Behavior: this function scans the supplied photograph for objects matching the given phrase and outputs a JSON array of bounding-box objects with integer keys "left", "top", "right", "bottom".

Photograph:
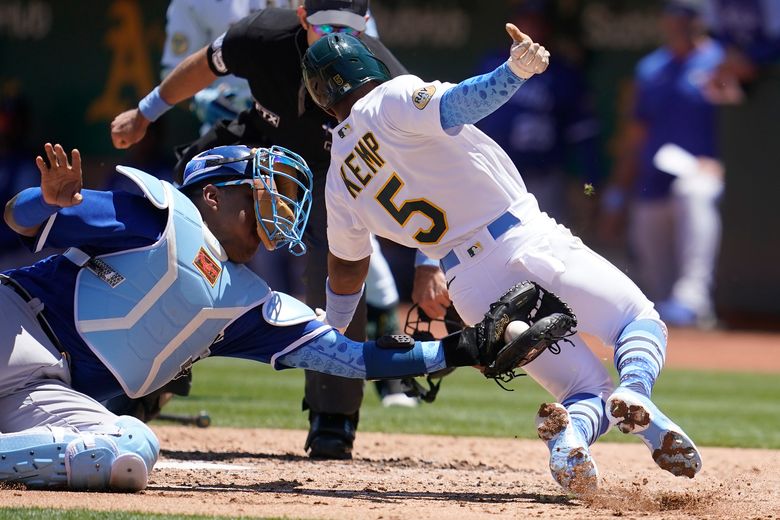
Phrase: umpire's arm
[{"left": 110, "top": 45, "right": 218, "bottom": 149}]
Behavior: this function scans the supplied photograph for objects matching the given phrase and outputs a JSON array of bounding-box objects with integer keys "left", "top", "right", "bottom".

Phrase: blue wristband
[
  {"left": 325, "top": 278, "right": 364, "bottom": 330},
  {"left": 414, "top": 249, "right": 440, "bottom": 268},
  {"left": 11, "top": 187, "right": 59, "bottom": 227},
  {"left": 138, "top": 86, "right": 173, "bottom": 122}
]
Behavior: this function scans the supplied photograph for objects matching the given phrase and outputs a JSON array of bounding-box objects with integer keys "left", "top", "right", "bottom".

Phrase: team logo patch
[
  {"left": 412, "top": 85, "right": 436, "bottom": 110},
  {"left": 466, "top": 242, "right": 483, "bottom": 258},
  {"left": 170, "top": 32, "right": 189, "bottom": 56},
  {"left": 193, "top": 247, "right": 222, "bottom": 286}
]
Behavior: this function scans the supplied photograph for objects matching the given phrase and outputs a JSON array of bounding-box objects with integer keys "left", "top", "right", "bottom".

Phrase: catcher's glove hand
[{"left": 475, "top": 281, "right": 577, "bottom": 384}]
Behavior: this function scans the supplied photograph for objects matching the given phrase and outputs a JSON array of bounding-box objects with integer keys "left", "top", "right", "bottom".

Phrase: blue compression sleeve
[
  {"left": 10, "top": 187, "right": 59, "bottom": 227},
  {"left": 325, "top": 279, "right": 364, "bottom": 330},
  {"left": 275, "top": 329, "right": 448, "bottom": 379},
  {"left": 439, "top": 62, "right": 526, "bottom": 131}
]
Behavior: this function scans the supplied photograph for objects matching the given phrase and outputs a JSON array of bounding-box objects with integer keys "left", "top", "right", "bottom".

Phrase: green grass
[{"left": 158, "top": 357, "right": 780, "bottom": 449}]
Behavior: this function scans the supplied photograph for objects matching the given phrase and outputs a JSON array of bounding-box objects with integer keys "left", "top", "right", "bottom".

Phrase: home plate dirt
[{"left": 1, "top": 426, "right": 778, "bottom": 519}]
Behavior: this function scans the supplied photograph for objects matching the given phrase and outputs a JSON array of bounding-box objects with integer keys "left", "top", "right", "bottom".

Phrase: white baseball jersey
[{"left": 325, "top": 75, "right": 541, "bottom": 261}]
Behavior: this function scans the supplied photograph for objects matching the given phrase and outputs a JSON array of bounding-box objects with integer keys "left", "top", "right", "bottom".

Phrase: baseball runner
[
  {"left": 301, "top": 26, "right": 703, "bottom": 494},
  {"left": 110, "top": 0, "right": 405, "bottom": 459},
  {"left": 0, "top": 141, "right": 553, "bottom": 491}
]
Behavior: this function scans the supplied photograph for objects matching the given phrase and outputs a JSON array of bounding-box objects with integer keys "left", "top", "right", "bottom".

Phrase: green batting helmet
[{"left": 302, "top": 33, "right": 391, "bottom": 110}]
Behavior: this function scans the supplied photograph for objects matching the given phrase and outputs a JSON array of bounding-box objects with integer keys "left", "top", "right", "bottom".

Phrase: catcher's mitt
[{"left": 476, "top": 281, "right": 577, "bottom": 386}]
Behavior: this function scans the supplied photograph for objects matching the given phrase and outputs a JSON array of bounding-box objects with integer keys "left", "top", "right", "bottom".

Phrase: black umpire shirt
[{"left": 206, "top": 8, "right": 407, "bottom": 176}]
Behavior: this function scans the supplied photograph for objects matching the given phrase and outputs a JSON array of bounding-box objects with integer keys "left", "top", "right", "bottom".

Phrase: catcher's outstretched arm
[{"left": 272, "top": 318, "right": 534, "bottom": 381}]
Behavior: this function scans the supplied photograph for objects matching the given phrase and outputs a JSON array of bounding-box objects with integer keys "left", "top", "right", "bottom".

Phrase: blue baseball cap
[{"left": 180, "top": 145, "right": 254, "bottom": 188}]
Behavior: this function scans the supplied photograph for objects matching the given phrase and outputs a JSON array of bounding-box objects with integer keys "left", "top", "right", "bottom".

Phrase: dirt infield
[
  {"left": 1, "top": 427, "right": 778, "bottom": 519},
  {"left": 1, "top": 327, "right": 778, "bottom": 519}
]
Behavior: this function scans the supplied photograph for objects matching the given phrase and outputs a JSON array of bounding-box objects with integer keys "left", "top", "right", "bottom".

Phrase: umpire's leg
[{"left": 302, "top": 173, "right": 366, "bottom": 459}]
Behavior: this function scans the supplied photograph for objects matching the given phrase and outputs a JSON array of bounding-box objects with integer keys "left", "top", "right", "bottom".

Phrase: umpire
[{"left": 110, "top": 0, "right": 406, "bottom": 459}]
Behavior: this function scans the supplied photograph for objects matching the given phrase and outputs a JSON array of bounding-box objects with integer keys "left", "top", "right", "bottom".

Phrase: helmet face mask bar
[
  {"left": 188, "top": 145, "right": 314, "bottom": 256},
  {"left": 252, "top": 146, "right": 313, "bottom": 256}
]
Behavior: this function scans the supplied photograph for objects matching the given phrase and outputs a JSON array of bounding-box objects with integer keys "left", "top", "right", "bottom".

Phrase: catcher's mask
[
  {"left": 404, "top": 304, "right": 465, "bottom": 341},
  {"left": 302, "top": 33, "right": 391, "bottom": 110},
  {"left": 181, "top": 145, "right": 314, "bottom": 256},
  {"left": 399, "top": 304, "right": 465, "bottom": 403}
]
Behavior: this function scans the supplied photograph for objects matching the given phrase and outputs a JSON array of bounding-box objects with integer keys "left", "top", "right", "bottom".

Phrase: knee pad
[
  {"left": 108, "top": 415, "right": 160, "bottom": 492},
  {"left": 65, "top": 433, "right": 119, "bottom": 490}
]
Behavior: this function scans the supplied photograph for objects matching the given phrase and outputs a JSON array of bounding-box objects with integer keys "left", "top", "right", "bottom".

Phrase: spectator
[{"left": 601, "top": 0, "right": 724, "bottom": 328}]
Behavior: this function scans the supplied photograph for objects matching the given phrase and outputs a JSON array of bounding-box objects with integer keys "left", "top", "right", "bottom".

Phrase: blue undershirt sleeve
[
  {"left": 10, "top": 187, "right": 59, "bottom": 228},
  {"left": 439, "top": 62, "right": 526, "bottom": 131},
  {"left": 274, "top": 329, "right": 448, "bottom": 379}
]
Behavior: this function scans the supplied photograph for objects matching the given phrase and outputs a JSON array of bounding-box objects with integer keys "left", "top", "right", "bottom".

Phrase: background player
[
  {"left": 601, "top": 1, "right": 724, "bottom": 328},
  {"left": 110, "top": 0, "right": 406, "bottom": 459},
  {"left": 301, "top": 27, "right": 702, "bottom": 493},
  {"left": 0, "top": 142, "right": 529, "bottom": 491}
]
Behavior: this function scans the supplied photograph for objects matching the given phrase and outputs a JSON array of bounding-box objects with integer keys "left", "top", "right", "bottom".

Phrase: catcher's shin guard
[
  {"left": 109, "top": 416, "right": 160, "bottom": 491},
  {"left": 0, "top": 418, "right": 158, "bottom": 492},
  {"left": 0, "top": 427, "right": 75, "bottom": 488},
  {"left": 0, "top": 427, "right": 118, "bottom": 490}
]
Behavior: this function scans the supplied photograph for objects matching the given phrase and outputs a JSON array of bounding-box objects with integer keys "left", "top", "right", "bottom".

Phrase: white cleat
[
  {"left": 535, "top": 402, "right": 598, "bottom": 495},
  {"left": 607, "top": 387, "right": 702, "bottom": 478}
]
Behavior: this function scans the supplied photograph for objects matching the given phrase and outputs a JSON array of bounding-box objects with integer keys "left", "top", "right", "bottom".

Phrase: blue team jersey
[
  {"left": 633, "top": 40, "right": 724, "bottom": 200},
  {"left": 4, "top": 186, "right": 319, "bottom": 401},
  {"left": 705, "top": 0, "right": 780, "bottom": 65}
]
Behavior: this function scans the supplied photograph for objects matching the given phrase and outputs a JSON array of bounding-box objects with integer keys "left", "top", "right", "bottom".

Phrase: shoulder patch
[
  {"left": 193, "top": 247, "right": 222, "bottom": 287},
  {"left": 412, "top": 85, "right": 436, "bottom": 110},
  {"left": 170, "top": 32, "right": 189, "bottom": 56}
]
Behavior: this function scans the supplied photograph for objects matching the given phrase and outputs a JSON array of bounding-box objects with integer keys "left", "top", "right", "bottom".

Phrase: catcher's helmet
[
  {"left": 181, "top": 145, "right": 314, "bottom": 256},
  {"left": 302, "top": 33, "right": 391, "bottom": 110}
]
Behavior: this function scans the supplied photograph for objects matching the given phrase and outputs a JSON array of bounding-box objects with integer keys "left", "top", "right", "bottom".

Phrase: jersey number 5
[{"left": 375, "top": 173, "right": 448, "bottom": 244}]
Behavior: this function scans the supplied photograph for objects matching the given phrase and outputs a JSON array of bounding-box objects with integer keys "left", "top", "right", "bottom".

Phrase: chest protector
[{"left": 71, "top": 166, "right": 270, "bottom": 398}]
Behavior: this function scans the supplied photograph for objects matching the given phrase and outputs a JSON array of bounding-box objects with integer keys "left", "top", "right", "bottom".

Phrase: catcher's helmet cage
[
  {"left": 302, "top": 33, "right": 391, "bottom": 110},
  {"left": 181, "top": 145, "right": 314, "bottom": 256}
]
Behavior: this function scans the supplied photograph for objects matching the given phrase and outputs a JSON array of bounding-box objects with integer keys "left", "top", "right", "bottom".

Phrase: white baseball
[{"left": 504, "top": 320, "right": 530, "bottom": 342}]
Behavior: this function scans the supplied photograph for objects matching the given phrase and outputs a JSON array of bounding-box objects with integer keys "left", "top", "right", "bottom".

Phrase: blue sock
[
  {"left": 562, "top": 393, "right": 608, "bottom": 445},
  {"left": 614, "top": 319, "right": 667, "bottom": 397}
]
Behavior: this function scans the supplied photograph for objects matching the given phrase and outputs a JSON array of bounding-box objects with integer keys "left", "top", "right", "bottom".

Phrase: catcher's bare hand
[
  {"left": 35, "top": 143, "right": 83, "bottom": 207},
  {"left": 110, "top": 108, "right": 150, "bottom": 149},
  {"left": 505, "top": 23, "right": 550, "bottom": 79}
]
